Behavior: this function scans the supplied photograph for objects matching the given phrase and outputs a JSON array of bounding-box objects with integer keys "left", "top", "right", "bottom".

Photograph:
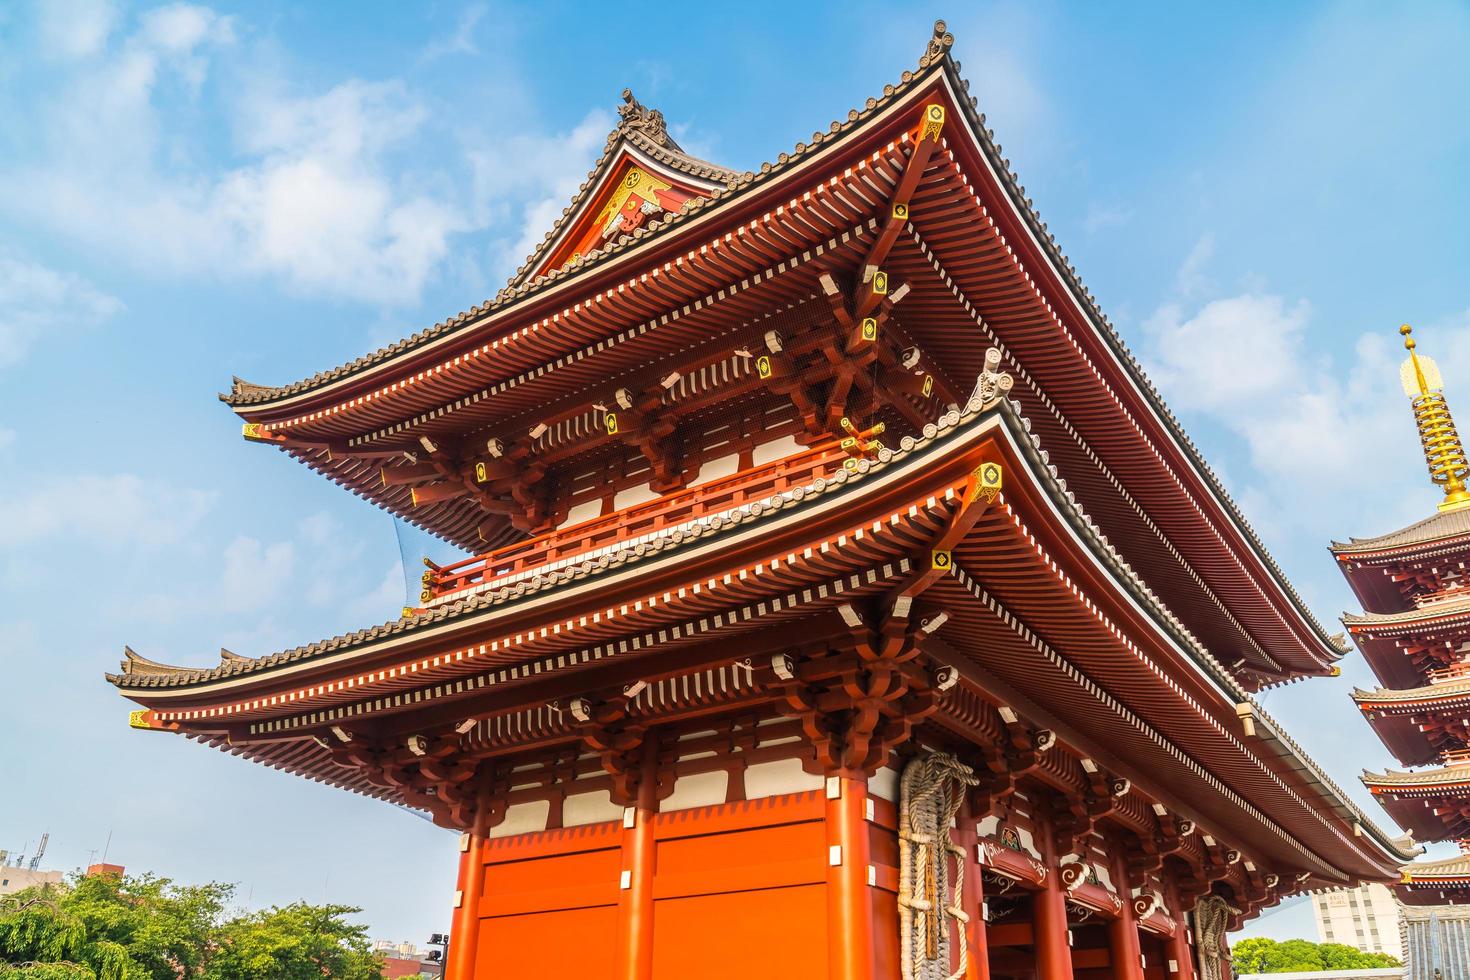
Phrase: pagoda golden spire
[{"left": 1399, "top": 323, "right": 1470, "bottom": 512}]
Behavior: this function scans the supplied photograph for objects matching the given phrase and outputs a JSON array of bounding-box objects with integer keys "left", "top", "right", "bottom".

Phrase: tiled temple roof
[
  {"left": 1343, "top": 595, "right": 1470, "bottom": 629},
  {"left": 215, "top": 22, "right": 1342, "bottom": 671},
  {"left": 1354, "top": 677, "right": 1470, "bottom": 705},
  {"left": 1403, "top": 852, "right": 1470, "bottom": 877},
  {"left": 112, "top": 386, "right": 1418, "bottom": 862},
  {"left": 1362, "top": 762, "right": 1470, "bottom": 787},
  {"left": 1331, "top": 507, "right": 1470, "bottom": 555}
]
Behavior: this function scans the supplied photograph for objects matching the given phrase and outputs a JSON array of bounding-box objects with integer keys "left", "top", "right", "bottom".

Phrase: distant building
[
  {"left": 1313, "top": 883, "right": 1404, "bottom": 959},
  {"left": 372, "top": 941, "right": 442, "bottom": 978},
  {"left": 0, "top": 867, "right": 63, "bottom": 897}
]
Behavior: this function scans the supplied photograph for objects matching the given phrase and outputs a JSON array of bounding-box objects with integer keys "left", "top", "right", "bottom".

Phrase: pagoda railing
[
  {"left": 421, "top": 441, "right": 846, "bottom": 606},
  {"left": 1428, "top": 661, "right": 1470, "bottom": 685}
]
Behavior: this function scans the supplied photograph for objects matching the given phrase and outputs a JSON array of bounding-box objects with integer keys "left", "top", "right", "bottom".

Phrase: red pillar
[
  {"left": 1109, "top": 841, "right": 1144, "bottom": 980},
  {"left": 959, "top": 793, "right": 990, "bottom": 980},
  {"left": 1164, "top": 878, "right": 1198, "bottom": 980},
  {"left": 445, "top": 801, "right": 490, "bottom": 980},
  {"left": 616, "top": 737, "right": 660, "bottom": 980},
  {"left": 1033, "top": 807, "right": 1074, "bottom": 980},
  {"left": 826, "top": 770, "right": 875, "bottom": 980}
]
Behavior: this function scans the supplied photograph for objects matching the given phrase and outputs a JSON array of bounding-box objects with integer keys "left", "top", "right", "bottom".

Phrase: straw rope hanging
[{"left": 898, "top": 752, "right": 979, "bottom": 980}]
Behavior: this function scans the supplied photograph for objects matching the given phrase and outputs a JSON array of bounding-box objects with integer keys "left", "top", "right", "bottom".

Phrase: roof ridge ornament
[
  {"left": 1399, "top": 324, "right": 1470, "bottom": 512},
  {"left": 919, "top": 19, "right": 955, "bottom": 69},
  {"left": 617, "top": 88, "right": 677, "bottom": 150}
]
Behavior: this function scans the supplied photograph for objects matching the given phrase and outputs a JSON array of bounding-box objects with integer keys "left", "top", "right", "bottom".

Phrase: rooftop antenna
[
  {"left": 27, "top": 833, "right": 49, "bottom": 872},
  {"left": 101, "top": 829, "right": 113, "bottom": 865},
  {"left": 1400, "top": 324, "right": 1470, "bottom": 512}
]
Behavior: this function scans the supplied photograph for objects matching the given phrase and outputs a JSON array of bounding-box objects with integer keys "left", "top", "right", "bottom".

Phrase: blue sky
[{"left": 2, "top": 0, "right": 1468, "bottom": 946}]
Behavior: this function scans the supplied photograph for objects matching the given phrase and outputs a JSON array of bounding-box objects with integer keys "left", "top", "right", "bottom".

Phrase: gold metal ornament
[
  {"left": 920, "top": 104, "right": 946, "bottom": 142},
  {"left": 1399, "top": 324, "right": 1470, "bottom": 511}
]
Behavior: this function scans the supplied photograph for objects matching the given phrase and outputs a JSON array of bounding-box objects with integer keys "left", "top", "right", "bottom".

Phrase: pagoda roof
[
  {"left": 210, "top": 23, "right": 1346, "bottom": 688},
  {"left": 1363, "top": 762, "right": 1470, "bottom": 788},
  {"left": 1353, "top": 678, "right": 1470, "bottom": 767},
  {"left": 1341, "top": 597, "right": 1470, "bottom": 691},
  {"left": 1343, "top": 595, "right": 1470, "bottom": 631},
  {"left": 1332, "top": 507, "right": 1470, "bottom": 558},
  {"left": 112, "top": 392, "right": 1415, "bottom": 882},
  {"left": 1354, "top": 677, "right": 1470, "bottom": 707},
  {"left": 1398, "top": 852, "right": 1470, "bottom": 905},
  {"left": 1363, "top": 761, "right": 1470, "bottom": 842},
  {"left": 1333, "top": 506, "right": 1470, "bottom": 615}
]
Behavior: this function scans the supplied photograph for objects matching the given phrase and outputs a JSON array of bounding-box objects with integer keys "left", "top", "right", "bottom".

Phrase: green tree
[
  {"left": 1231, "top": 937, "right": 1402, "bottom": 975},
  {"left": 205, "top": 903, "right": 381, "bottom": 980},
  {"left": 0, "top": 874, "right": 381, "bottom": 980}
]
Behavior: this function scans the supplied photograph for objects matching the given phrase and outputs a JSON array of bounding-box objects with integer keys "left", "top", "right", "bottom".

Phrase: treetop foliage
[
  {"left": 0, "top": 872, "right": 382, "bottom": 980},
  {"left": 1231, "top": 936, "right": 1402, "bottom": 975}
]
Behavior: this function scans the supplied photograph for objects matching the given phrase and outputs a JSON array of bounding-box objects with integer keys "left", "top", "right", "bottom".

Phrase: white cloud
[
  {"left": 1142, "top": 250, "right": 1470, "bottom": 544},
  {"left": 0, "top": 473, "right": 215, "bottom": 548},
  {"left": 468, "top": 109, "right": 614, "bottom": 276},
  {"left": 0, "top": 254, "right": 123, "bottom": 367},
  {"left": 3, "top": 5, "right": 477, "bottom": 305},
  {"left": 216, "top": 535, "right": 296, "bottom": 613},
  {"left": 35, "top": 0, "right": 118, "bottom": 60},
  {"left": 1082, "top": 202, "right": 1132, "bottom": 235},
  {"left": 420, "top": 3, "right": 487, "bottom": 61},
  {"left": 1145, "top": 292, "right": 1311, "bottom": 414}
]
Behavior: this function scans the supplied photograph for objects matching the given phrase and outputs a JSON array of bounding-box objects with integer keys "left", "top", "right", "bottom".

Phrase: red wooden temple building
[
  {"left": 111, "top": 23, "right": 1415, "bottom": 980},
  {"left": 1341, "top": 325, "right": 1470, "bottom": 908}
]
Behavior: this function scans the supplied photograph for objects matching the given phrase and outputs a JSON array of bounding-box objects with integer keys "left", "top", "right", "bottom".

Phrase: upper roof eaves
[
  {"left": 215, "top": 22, "right": 1340, "bottom": 672},
  {"left": 1331, "top": 506, "right": 1470, "bottom": 556}
]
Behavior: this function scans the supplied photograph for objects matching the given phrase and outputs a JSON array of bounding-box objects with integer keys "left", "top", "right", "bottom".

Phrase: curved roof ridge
[
  {"left": 214, "top": 20, "right": 1344, "bottom": 676},
  {"left": 504, "top": 88, "right": 743, "bottom": 290},
  {"left": 1343, "top": 594, "right": 1470, "bottom": 627},
  {"left": 1330, "top": 506, "right": 1470, "bottom": 553},
  {"left": 219, "top": 36, "right": 948, "bottom": 410}
]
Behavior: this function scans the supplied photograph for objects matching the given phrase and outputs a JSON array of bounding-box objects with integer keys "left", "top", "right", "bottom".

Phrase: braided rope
[{"left": 898, "top": 753, "right": 979, "bottom": 980}]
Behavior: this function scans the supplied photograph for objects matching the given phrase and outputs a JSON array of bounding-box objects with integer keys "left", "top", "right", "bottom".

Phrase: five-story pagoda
[
  {"left": 1342, "top": 325, "right": 1470, "bottom": 907},
  {"left": 111, "top": 22, "right": 1415, "bottom": 980}
]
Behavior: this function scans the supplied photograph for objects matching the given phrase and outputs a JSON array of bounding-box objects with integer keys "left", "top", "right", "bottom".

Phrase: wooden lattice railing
[{"left": 420, "top": 441, "right": 846, "bottom": 605}]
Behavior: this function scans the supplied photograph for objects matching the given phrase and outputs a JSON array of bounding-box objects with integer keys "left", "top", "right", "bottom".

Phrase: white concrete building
[
  {"left": 0, "top": 866, "right": 64, "bottom": 897},
  {"left": 1313, "top": 883, "right": 1404, "bottom": 959}
]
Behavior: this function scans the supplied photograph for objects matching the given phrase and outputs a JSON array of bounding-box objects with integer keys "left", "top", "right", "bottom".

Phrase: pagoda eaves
[
  {"left": 110, "top": 22, "right": 1413, "bottom": 980},
  {"left": 223, "top": 33, "right": 1342, "bottom": 688}
]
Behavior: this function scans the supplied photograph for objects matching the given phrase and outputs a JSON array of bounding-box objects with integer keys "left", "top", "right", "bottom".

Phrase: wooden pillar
[
  {"left": 616, "top": 737, "right": 660, "bottom": 980},
  {"left": 959, "top": 793, "right": 991, "bottom": 980},
  {"left": 1109, "top": 840, "right": 1145, "bottom": 980},
  {"left": 826, "top": 770, "right": 875, "bottom": 980},
  {"left": 445, "top": 797, "right": 491, "bottom": 980},
  {"left": 1033, "top": 806, "right": 1074, "bottom": 980},
  {"left": 1164, "top": 876, "right": 1198, "bottom": 980}
]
